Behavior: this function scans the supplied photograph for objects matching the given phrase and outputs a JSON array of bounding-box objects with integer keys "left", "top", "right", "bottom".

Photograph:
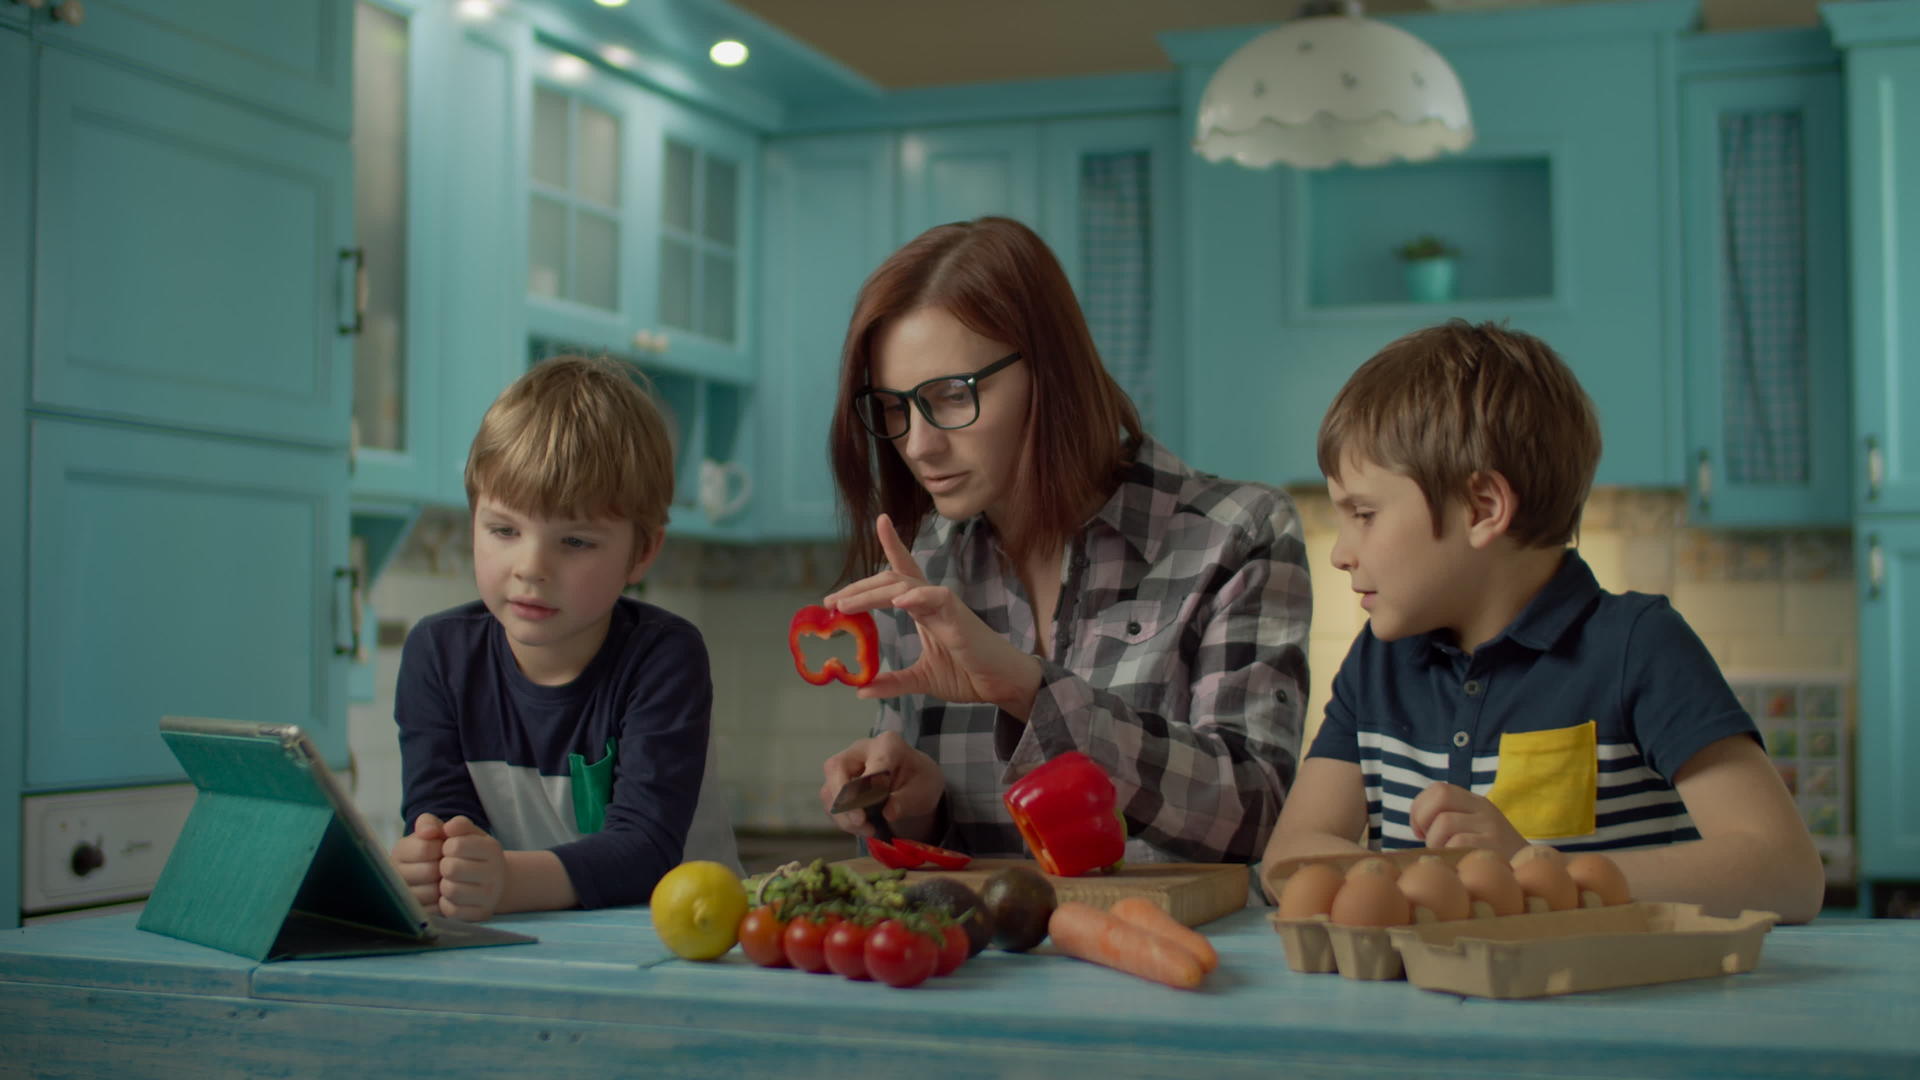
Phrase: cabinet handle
[
  {"left": 1865, "top": 436, "right": 1884, "bottom": 502},
  {"left": 50, "top": 0, "right": 82, "bottom": 23},
  {"left": 1867, "top": 535, "right": 1884, "bottom": 602},
  {"left": 1695, "top": 449, "right": 1712, "bottom": 516},
  {"left": 332, "top": 566, "right": 363, "bottom": 658},
  {"left": 336, "top": 247, "right": 366, "bottom": 336}
]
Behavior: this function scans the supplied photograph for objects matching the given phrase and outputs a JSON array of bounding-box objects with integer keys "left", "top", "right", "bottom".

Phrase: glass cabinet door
[
  {"left": 352, "top": 0, "right": 410, "bottom": 459},
  {"left": 657, "top": 136, "right": 740, "bottom": 350},
  {"left": 529, "top": 78, "right": 623, "bottom": 314}
]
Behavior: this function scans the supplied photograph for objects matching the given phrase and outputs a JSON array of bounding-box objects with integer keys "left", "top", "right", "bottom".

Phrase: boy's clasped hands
[{"left": 391, "top": 812, "right": 508, "bottom": 921}]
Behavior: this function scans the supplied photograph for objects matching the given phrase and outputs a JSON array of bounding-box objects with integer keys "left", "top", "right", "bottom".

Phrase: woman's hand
[
  {"left": 819, "top": 731, "right": 946, "bottom": 840},
  {"left": 1408, "top": 782, "right": 1529, "bottom": 860},
  {"left": 824, "top": 514, "right": 1045, "bottom": 717}
]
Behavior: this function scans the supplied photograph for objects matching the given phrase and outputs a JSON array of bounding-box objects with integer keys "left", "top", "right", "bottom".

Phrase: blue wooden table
[{"left": 2, "top": 907, "right": 1916, "bottom": 1078}]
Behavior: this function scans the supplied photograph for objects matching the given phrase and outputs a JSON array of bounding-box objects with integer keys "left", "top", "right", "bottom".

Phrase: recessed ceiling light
[
  {"left": 600, "top": 44, "right": 638, "bottom": 69},
  {"left": 594, "top": 0, "right": 629, "bottom": 7},
  {"left": 709, "top": 40, "right": 748, "bottom": 67},
  {"left": 454, "top": 0, "right": 495, "bottom": 20},
  {"left": 549, "top": 53, "right": 591, "bottom": 83}
]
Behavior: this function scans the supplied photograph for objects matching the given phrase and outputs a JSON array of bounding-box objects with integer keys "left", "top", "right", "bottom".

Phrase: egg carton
[{"left": 1269, "top": 902, "right": 1777, "bottom": 997}]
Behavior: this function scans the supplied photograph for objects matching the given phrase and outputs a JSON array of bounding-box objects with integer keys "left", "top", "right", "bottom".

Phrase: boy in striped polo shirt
[{"left": 1264, "top": 320, "right": 1824, "bottom": 922}]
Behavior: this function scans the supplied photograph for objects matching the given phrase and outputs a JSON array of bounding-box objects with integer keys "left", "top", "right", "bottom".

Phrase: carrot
[
  {"left": 1109, "top": 896, "right": 1219, "bottom": 974},
  {"left": 1046, "top": 901, "right": 1207, "bottom": 990}
]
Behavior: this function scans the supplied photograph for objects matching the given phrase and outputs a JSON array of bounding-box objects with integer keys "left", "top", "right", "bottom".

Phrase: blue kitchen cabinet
[
  {"left": 31, "top": 45, "right": 355, "bottom": 448},
  {"left": 1, "top": 21, "right": 29, "bottom": 934},
  {"left": 898, "top": 122, "right": 1042, "bottom": 242},
  {"left": 27, "top": 0, "right": 351, "bottom": 136},
  {"left": 755, "top": 132, "right": 899, "bottom": 540},
  {"left": 1856, "top": 521, "right": 1920, "bottom": 889},
  {"left": 1828, "top": 0, "right": 1920, "bottom": 900},
  {"left": 26, "top": 420, "right": 352, "bottom": 791},
  {"left": 1678, "top": 36, "right": 1850, "bottom": 527},
  {"left": 1164, "top": 1, "right": 1696, "bottom": 489},
  {"left": 1, "top": 3, "right": 23, "bottom": 28}
]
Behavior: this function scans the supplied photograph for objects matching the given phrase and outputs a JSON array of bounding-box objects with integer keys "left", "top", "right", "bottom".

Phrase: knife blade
[{"left": 829, "top": 770, "right": 894, "bottom": 843}]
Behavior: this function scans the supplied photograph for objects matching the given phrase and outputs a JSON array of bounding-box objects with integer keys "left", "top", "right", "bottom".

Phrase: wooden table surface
[{"left": 2, "top": 905, "right": 1917, "bottom": 1078}]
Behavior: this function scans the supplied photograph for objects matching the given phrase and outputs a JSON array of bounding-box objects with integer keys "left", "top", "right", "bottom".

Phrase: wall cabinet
[
  {"left": 4, "top": 2, "right": 355, "bottom": 929},
  {"left": 898, "top": 122, "right": 1042, "bottom": 242},
  {"left": 1828, "top": 0, "right": 1920, "bottom": 902},
  {"left": 1165, "top": 2, "right": 1695, "bottom": 489},
  {"left": 1679, "top": 41, "right": 1849, "bottom": 527}
]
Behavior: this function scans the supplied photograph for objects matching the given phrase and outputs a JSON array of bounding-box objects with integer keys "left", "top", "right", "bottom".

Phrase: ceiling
[{"left": 726, "top": 0, "right": 1825, "bottom": 90}]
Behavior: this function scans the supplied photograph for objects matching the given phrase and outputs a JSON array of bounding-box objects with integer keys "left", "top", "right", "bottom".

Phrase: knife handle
[{"left": 865, "top": 804, "right": 894, "bottom": 844}]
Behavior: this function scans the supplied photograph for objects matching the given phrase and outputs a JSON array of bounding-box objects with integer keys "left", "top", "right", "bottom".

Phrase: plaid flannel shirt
[{"left": 873, "top": 436, "right": 1311, "bottom": 864}]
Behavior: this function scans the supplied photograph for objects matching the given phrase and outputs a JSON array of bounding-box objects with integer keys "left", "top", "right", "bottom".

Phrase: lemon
[{"left": 650, "top": 860, "right": 749, "bottom": 961}]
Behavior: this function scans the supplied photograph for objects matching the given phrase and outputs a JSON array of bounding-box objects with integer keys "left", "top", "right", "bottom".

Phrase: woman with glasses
[{"left": 816, "top": 217, "right": 1312, "bottom": 867}]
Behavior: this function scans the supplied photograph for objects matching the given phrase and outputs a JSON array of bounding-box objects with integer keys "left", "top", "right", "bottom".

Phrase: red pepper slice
[
  {"left": 788, "top": 605, "right": 880, "bottom": 687},
  {"left": 890, "top": 838, "right": 972, "bottom": 871},
  {"left": 866, "top": 836, "right": 919, "bottom": 869},
  {"left": 1002, "top": 750, "right": 1128, "bottom": 877}
]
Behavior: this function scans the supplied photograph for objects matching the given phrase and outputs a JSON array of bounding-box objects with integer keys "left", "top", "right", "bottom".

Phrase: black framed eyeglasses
[{"left": 852, "top": 352, "right": 1024, "bottom": 440}]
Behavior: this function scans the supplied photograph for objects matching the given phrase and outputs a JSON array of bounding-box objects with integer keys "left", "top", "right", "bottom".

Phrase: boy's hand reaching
[
  {"left": 437, "top": 815, "right": 508, "bottom": 921},
  {"left": 1408, "top": 782, "right": 1528, "bottom": 860},
  {"left": 391, "top": 812, "right": 447, "bottom": 909}
]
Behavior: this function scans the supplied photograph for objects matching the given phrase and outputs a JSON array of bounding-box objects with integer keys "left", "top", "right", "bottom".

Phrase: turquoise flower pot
[{"left": 1404, "top": 257, "right": 1457, "bottom": 303}]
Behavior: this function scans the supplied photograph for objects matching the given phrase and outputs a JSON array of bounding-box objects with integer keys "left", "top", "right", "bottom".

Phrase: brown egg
[
  {"left": 1345, "top": 856, "right": 1401, "bottom": 881},
  {"left": 1510, "top": 843, "right": 1568, "bottom": 868},
  {"left": 1329, "top": 869, "right": 1413, "bottom": 927},
  {"left": 1565, "top": 852, "right": 1632, "bottom": 907},
  {"left": 1511, "top": 849, "right": 1580, "bottom": 911},
  {"left": 1455, "top": 849, "right": 1527, "bottom": 916},
  {"left": 1277, "top": 862, "right": 1345, "bottom": 919},
  {"left": 1396, "top": 856, "right": 1472, "bottom": 922}
]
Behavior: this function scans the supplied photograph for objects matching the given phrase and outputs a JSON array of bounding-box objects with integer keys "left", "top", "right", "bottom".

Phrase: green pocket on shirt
[
  {"left": 1484, "top": 720, "right": 1597, "bottom": 840},
  {"left": 569, "top": 737, "right": 617, "bottom": 835}
]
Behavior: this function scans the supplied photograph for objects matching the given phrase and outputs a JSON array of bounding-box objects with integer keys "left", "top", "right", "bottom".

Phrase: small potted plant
[{"left": 1395, "top": 234, "right": 1460, "bottom": 304}]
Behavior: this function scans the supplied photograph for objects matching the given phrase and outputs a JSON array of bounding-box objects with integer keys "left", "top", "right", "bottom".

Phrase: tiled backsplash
[{"left": 348, "top": 491, "right": 1857, "bottom": 842}]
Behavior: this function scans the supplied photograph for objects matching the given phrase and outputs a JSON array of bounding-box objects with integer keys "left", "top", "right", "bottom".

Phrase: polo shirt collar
[{"left": 1419, "top": 548, "right": 1601, "bottom": 662}]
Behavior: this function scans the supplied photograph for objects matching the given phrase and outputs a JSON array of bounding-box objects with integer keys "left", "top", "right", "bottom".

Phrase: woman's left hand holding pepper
[{"left": 824, "top": 514, "right": 1046, "bottom": 719}]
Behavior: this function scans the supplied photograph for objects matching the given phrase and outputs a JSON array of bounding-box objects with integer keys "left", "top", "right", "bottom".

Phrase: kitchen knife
[{"left": 829, "top": 769, "right": 894, "bottom": 843}]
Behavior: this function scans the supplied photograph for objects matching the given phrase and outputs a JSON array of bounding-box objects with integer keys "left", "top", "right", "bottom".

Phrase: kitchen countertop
[{"left": 2, "top": 905, "right": 1917, "bottom": 1078}]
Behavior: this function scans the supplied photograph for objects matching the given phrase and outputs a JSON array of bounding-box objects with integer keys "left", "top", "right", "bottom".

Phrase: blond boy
[
  {"left": 1266, "top": 321, "right": 1823, "bottom": 922},
  {"left": 389, "top": 355, "right": 737, "bottom": 920}
]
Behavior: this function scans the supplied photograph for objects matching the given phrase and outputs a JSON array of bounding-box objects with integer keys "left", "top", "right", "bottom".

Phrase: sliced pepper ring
[
  {"left": 788, "top": 604, "right": 880, "bottom": 687},
  {"left": 866, "top": 836, "right": 971, "bottom": 871}
]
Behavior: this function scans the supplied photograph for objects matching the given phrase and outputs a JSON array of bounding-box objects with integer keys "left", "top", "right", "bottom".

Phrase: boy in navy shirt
[
  {"left": 1265, "top": 321, "right": 1823, "bottom": 922},
  {"left": 388, "top": 355, "right": 737, "bottom": 920}
]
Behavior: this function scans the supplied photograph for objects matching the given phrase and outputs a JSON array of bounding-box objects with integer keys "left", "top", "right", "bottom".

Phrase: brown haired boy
[
  {"left": 1264, "top": 321, "right": 1823, "bottom": 922},
  {"left": 388, "top": 355, "right": 737, "bottom": 920}
]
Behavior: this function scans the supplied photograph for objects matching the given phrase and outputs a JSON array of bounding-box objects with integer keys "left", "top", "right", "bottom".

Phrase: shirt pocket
[
  {"left": 1483, "top": 720, "right": 1597, "bottom": 840},
  {"left": 1089, "top": 600, "right": 1170, "bottom": 647},
  {"left": 568, "top": 737, "right": 617, "bottom": 835}
]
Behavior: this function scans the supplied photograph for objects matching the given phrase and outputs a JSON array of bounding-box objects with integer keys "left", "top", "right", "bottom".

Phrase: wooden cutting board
[{"left": 834, "top": 857, "right": 1249, "bottom": 927}]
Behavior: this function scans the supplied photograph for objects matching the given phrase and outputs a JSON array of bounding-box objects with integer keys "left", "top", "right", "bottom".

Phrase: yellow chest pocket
[{"left": 1483, "top": 720, "right": 1597, "bottom": 840}]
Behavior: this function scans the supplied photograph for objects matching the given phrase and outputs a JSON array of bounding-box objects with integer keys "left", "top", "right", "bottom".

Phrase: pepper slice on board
[{"left": 788, "top": 605, "right": 880, "bottom": 687}]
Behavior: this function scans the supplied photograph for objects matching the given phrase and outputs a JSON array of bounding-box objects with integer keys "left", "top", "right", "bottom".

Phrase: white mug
[{"left": 698, "top": 459, "right": 752, "bottom": 523}]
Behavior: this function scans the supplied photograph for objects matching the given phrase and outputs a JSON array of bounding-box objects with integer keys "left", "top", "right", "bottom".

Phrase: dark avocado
[
  {"left": 905, "top": 877, "right": 993, "bottom": 957},
  {"left": 978, "top": 866, "right": 1057, "bottom": 952}
]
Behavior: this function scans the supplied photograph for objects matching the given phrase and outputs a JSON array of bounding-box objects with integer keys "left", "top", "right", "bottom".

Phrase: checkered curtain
[
  {"left": 1719, "top": 111, "right": 1809, "bottom": 485},
  {"left": 1079, "top": 151, "right": 1154, "bottom": 428}
]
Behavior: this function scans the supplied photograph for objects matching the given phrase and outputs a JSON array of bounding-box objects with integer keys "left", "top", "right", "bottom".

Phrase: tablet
[{"left": 139, "top": 716, "right": 535, "bottom": 960}]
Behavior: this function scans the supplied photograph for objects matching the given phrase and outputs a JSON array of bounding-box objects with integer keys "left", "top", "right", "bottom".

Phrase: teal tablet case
[{"left": 138, "top": 720, "right": 536, "bottom": 961}]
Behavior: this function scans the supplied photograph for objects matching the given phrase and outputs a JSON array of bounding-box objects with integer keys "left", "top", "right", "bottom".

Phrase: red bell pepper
[
  {"left": 866, "top": 836, "right": 972, "bottom": 871},
  {"left": 788, "top": 604, "right": 879, "bottom": 687},
  {"left": 1002, "top": 750, "right": 1127, "bottom": 877}
]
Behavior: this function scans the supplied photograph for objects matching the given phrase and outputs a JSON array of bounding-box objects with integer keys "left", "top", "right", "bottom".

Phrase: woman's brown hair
[
  {"left": 1316, "top": 319, "right": 1602, "bottom": 548},
  {"left": 829, "top": 217, "right": 1142, "bottom": 583}
]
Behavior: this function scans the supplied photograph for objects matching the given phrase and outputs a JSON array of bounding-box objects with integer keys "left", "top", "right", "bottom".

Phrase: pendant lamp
[{"left": 1193, "top": 0, "right": 1474, "bottom": 169}]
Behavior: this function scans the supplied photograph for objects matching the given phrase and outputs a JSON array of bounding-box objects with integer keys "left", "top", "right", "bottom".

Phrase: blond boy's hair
[
  {"left": 465, "top": 354, "right": 675, "bottom": 559},
  {"left": 1317, "top": 320, "right": 1601, "bottom": 548}
]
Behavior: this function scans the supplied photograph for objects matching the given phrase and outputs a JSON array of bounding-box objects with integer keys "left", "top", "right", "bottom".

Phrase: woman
[{"left": 816, "top": 217, "right": 1311, "bottom": 865}]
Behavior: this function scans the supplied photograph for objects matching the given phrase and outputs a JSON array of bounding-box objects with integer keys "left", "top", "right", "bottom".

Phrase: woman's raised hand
[{"left": 823, "top": 514, "right": 1045, "bottom": 718}]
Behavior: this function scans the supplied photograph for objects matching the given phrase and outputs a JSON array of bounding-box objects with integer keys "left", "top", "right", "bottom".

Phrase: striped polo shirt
[{"left": 1308, "top": 550, "right": 1759, "bottom": 852}]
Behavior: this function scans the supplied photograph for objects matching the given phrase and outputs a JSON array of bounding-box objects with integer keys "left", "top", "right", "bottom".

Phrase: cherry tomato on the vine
[
  {"left": 864, "top": 919, "right": 939, "bottom": 989},
  {"left": 933, "top": 923, "right": 969, "bottom": 976},
  {"left": 824, "top": 920, "right": 872, "bottom": 980},
  {"left": 784, "top": 915, "right": 834, "bottom": 974},
  {"left": 738, "top": 905, "right": 790, "bottom": 968}
]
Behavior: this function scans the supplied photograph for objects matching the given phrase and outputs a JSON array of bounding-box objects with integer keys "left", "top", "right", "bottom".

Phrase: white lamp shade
[{"left": 1194, "top": 15, "right": 1474, "bottom": 169}]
